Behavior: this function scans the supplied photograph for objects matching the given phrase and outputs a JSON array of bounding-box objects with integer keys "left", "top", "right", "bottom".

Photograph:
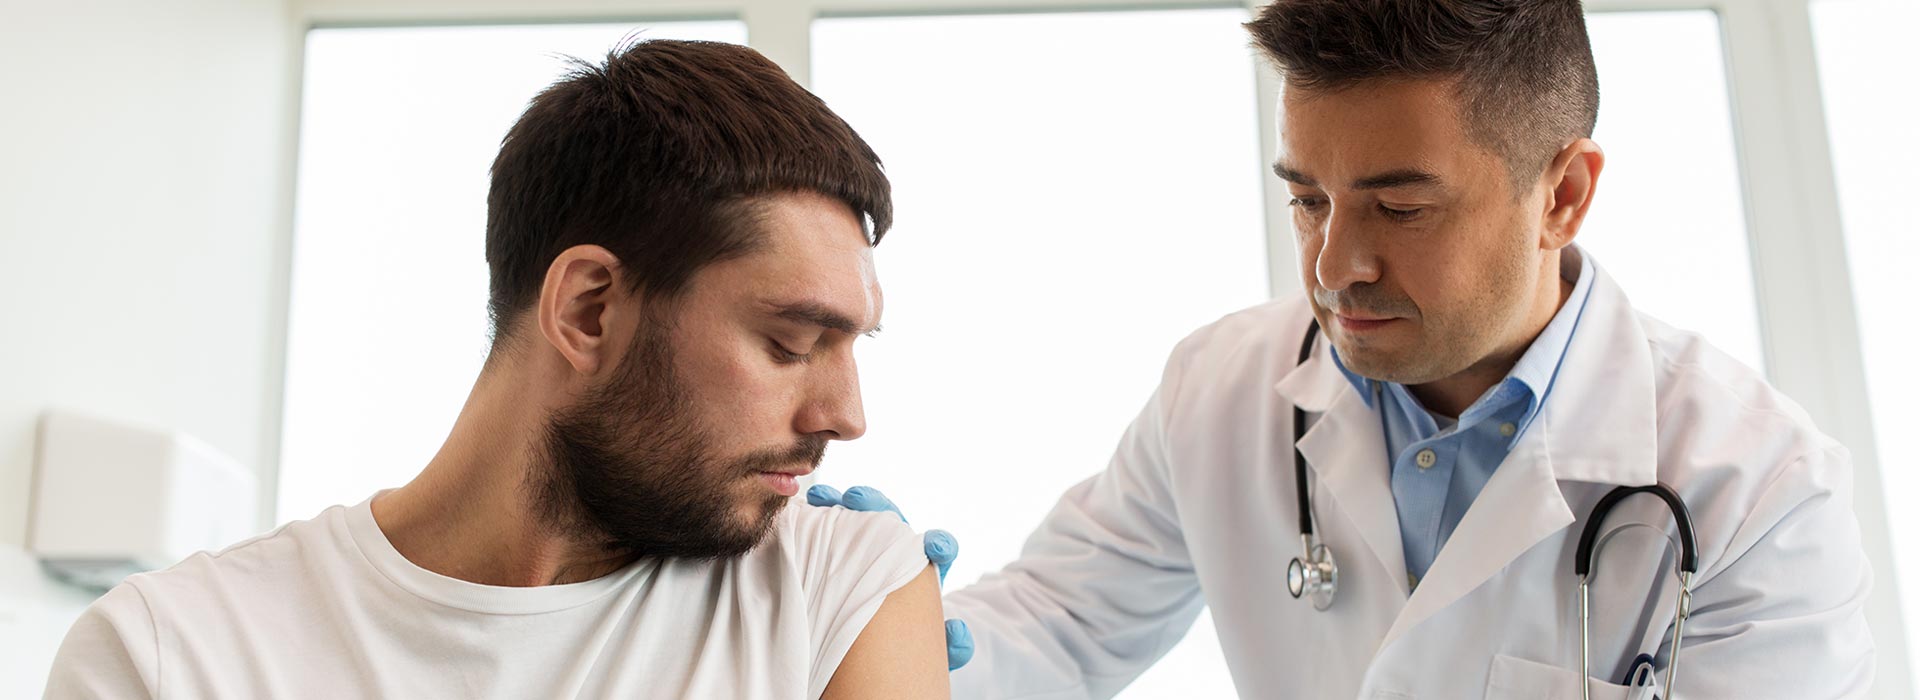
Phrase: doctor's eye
[
  {"left": 1288, "top": 196, "right": 1328, "bottom": 212},
  {"left": 1376, "top": 203, "right": 1424, "bottom": 222}
]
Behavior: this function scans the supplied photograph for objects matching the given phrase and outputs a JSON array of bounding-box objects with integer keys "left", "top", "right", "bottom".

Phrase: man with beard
[{"left": 44, "top": 39, "right": 947, "bottom": 699}]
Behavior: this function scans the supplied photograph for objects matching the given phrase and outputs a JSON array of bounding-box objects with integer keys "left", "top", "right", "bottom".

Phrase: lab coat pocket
[{"left": 1484, "top": 654, "right": 1654, "bottom": 700}]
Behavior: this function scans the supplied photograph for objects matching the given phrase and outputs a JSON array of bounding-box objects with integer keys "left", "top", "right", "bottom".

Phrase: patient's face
[{"left": 539, "top": 191, "right": 880, "bottom": 559}]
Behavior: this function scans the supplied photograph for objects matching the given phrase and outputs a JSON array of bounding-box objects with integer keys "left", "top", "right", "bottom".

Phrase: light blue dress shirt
[{"left": 1331, "top": 252, "right": 1596, "bottom": 587}]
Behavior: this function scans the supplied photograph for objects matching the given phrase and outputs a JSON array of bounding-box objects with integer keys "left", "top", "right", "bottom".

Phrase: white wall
[{"left": 0, "top": 0, "right": 296, "bottom": 694}]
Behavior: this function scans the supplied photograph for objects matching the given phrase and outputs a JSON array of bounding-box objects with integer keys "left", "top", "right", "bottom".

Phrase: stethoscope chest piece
[{"left": 1287, "top": 540, "right": 1338, "bottom": 611}]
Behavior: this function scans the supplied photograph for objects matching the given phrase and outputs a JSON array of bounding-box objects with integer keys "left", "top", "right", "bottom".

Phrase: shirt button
[
  {"left": 1409, "top": 573, "right": 1421, "bottom": 590},
  {"left": 1416, "top": 449, "right": 1437, "bottom": 469},
  {"left": 1500, "top": 422, "right": 1517, "bottom": 437}
]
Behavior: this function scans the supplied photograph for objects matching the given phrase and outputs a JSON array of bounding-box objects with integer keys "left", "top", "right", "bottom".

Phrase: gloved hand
[{"left": 807, "top": 484, "right": 975, "bottom": 671}]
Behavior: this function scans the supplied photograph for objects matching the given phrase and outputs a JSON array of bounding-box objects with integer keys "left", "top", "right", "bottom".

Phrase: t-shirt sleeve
[
  {"left": 785, "top": 505, "right": 930, "bottom": 698},
  {"left": 43, "top": 582, "right": 159, "bottom": 699}
]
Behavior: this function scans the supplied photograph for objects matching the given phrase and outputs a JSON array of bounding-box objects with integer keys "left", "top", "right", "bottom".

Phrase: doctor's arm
[
  {"left": 815, "top": 387, "right": 1205, "bottom": 700},
  {"left": 938, "top": 345, "right": 1209, "bottom": 700},
  {"left": 1668, "top": 445, "right": 1875, "bottom": 697}
]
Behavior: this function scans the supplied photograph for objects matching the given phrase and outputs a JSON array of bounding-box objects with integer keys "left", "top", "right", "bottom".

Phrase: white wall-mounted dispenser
[{"left": 26, "top": 410, "right": 258, "bottom": 591}]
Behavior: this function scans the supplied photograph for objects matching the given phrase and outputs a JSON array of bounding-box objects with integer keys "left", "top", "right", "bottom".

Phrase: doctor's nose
[{"left": 1314, "top": 212, "right": 1381, "bottom": 292}]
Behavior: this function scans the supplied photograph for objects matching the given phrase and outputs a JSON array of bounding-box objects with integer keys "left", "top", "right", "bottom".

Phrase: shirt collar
[
  {"left": 1332, "top": 246, "right": 1597, "bottom": 431},
  {"left": 1504, "top": 246, "right": 1596, "bottom": 423}
]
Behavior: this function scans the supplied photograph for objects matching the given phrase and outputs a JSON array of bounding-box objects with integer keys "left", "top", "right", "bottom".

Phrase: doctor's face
[{"left": 1276, "top": 79, "right": 1556, "bottom": 386}]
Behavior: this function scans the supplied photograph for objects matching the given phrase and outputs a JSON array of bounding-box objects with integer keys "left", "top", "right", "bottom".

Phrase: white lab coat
[{"left": 946, "top": 258, "right": 1874, "bottom": 699}]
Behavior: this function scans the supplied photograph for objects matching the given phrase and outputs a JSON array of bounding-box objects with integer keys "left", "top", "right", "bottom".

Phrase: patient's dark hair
[
  {"left": 1246, "top": 0, "right": 1600, "bottom": 186},
  {"left": 484, "top": 38, "right": 891, "bottom": 351}
]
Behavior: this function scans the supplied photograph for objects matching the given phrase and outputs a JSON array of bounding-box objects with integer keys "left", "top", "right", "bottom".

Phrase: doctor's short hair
[
  {"left": 1245, "top": 0, "right": 1600, "bottom": 188},
  {"left": 482, "top": 38, "right": 892, "bottom": 351}
]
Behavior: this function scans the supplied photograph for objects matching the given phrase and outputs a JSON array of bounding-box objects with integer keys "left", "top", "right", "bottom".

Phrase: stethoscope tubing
[
  {"left": 1293, "top": 319, "right": 1321, "bottom": 539},
  {"left": 1288, "top": 318, "right": 1699, "bottom": 697}
]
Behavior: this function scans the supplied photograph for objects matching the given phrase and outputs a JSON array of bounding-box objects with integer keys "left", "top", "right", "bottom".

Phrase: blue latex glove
[{"left": 807, "top": 484, "right": 975, "bottom": 671}]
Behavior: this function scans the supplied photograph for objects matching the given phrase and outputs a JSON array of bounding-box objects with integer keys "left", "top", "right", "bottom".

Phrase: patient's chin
[
  {"left": 709, "top": 491, "right": 787, "bottom": 554},
  {"left": 742, "top": 492, "right": 788, "bottom": 536}
]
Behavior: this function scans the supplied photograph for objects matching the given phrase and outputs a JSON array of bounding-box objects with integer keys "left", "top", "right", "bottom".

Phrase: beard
[{"left": 531, "top": 320, "right": 826, "bottom": 561}]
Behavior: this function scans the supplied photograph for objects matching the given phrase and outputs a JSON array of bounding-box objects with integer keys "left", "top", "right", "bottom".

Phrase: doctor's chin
[{"left": 6, "top": 0, "right": 1911, "bottom": 698}]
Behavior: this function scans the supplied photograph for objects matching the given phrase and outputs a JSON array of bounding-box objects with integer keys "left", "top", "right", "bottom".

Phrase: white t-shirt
[{"left": 44, "top": 495, "right": 928, "bottom": 699}]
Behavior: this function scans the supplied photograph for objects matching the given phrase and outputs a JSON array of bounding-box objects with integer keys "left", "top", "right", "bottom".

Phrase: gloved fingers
[
  {"left": 945, "top": 618, "right": 975, "bottom": 671},
  {"left": 923, "top": 529, "right": 957, "bottom": 584},
  {"left": 841, "top": 486, "right": 906, "bottom": 522},
  {"left": 805, "top": 484, "right": 844, "bottom": 508}
]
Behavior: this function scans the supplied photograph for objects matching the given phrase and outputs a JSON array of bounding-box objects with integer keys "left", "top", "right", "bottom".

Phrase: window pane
[
  {"left": 811, "top": 9, "right": 1267, "bottom": 697},
  {"left": 279, "top": 21, "right": 748, "bottom": 523},
  {"left": 1813, "top": 0, "right": 1920, "bottom": 688},
  {"left": 1583, "top": 11, "right": 1766, "bottom": 370}
]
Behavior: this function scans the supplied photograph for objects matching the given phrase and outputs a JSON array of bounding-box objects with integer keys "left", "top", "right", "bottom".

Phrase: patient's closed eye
[{"left": 771, "top": 339, "right": 813, "bottom": 364}]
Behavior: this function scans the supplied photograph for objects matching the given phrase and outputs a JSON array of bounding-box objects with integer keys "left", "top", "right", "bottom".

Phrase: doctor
[{"left": 812, "top": 0, "right": 1875, "bottom": 696}]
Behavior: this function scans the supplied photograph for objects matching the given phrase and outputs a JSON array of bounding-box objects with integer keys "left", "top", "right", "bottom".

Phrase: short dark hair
[
  {"left": 1245, "top": 0, "right": 1600, "bottom": 186},
  {"left": 484, "top": 38, "right": 892, "bottom": 348}
]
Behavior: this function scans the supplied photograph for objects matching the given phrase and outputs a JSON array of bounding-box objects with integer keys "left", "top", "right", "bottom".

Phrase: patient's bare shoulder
[
  {"left": 776, "top": 504, "right": 940, "bottom": 696},
  {"left": 820, "top": 564, "right": 949, "bottom": 700}
]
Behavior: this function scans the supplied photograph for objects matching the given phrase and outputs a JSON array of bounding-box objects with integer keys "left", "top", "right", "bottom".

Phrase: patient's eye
[{"left": 770, "top": 340, "right": 813, "bottom": 365}]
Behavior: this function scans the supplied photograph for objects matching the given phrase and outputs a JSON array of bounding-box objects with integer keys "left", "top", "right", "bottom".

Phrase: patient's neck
[{"left": 371, "top": 363, "right": 637, "bottom": 587}]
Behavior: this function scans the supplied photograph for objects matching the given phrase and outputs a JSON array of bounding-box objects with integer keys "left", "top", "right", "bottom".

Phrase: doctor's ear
[
  {"left": 1537, "top": 138, "right": 1605, "bottom": 250},
  {"left": 536, "top": 244, "right": 627, "bottom": 377}
]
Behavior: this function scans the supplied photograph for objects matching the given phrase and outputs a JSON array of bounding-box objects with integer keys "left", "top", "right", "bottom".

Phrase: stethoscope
[{"left": 1282, "top": 319, "right": 1699, "bottom": 700}]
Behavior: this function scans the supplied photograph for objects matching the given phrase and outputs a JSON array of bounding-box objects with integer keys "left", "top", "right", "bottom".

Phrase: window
[
  {"left": 810, "top": 9, "right": 1268, "bottom": 697},
  {"left": 1582, "top": 10, "right": 1766, "bottom": 371},
  {"left": 278, "top": 21, "right": 748, "bottom": 522},
  {"left": 1812, "top": 0, "right": 1920, "bottom": 688}
]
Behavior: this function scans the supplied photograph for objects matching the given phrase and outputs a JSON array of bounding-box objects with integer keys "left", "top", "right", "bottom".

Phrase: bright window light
[
  {"left": 1583, "top": 11, "right": 1765, "bottom": 371},
  {"left": 1813, "top": 0, "right": 1920, "bottom": 688},
  {"left": 279, "top": 21, "right": 747, "bottom": 523},
  {"left": 811, "top": 8, "right": 1267, "bottom": 697}
]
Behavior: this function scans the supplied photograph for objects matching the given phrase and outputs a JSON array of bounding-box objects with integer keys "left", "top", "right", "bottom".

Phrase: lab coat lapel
[
  {"left": 1377, "top": 257, "right": 1659, "bottom": 650},
  {"left": 1523, "top": 260, "right": 1659, "bottom": 487},
  {"left": 1378, "top": 425, "right": 1574, "bottom": 649},
  {"left": 1275, "top": 340, "right": 1410, "bottom": 599}
]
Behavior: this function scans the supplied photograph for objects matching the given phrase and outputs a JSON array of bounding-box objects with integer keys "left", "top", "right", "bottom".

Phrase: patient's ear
[{"left": 536, "top": 245, "right": 625, "bottom": 377}]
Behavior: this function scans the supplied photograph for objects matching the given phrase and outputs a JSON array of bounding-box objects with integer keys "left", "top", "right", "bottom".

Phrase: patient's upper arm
[
  {"left": 820, "top": 564, "right": 949, "bottom": 700},
  {"left": 45, "top": 583, "right": 157, "bottom": 698}
]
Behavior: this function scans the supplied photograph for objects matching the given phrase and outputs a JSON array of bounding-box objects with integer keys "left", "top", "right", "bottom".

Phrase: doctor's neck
[{"left": 1405, "top": 254, "right": 1575, "bottom": 419}]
